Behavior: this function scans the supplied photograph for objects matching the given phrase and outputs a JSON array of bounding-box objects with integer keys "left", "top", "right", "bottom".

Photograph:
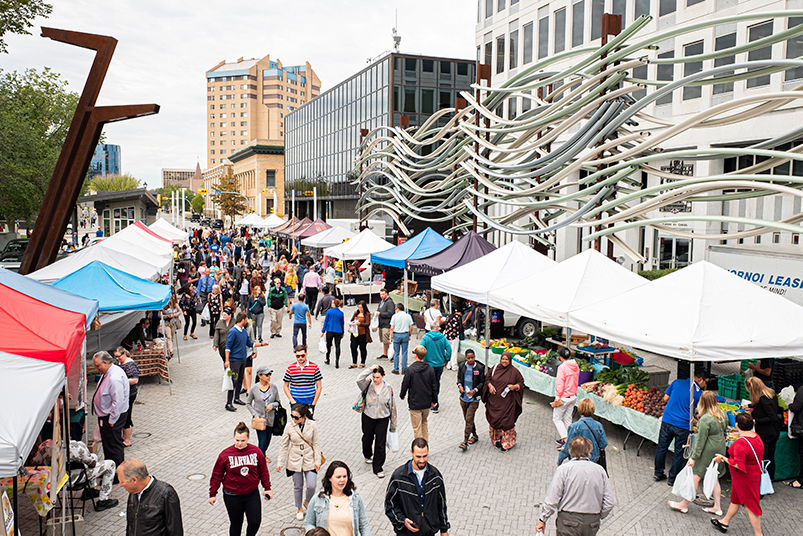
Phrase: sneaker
[
  {"left": 377, "top": 472, "right": 385, "bottom": 478},
  {"left": 377, "top": 355, "right": 388, "bottom": 360},
  {"left": 653, "top": 473, "right": 667, "bottom": 482},
  {"left": 95, "top": 499, "right": 118, "bottom": 512},
  {"left": 365, "top": 458, "right": 373, "bottom": 464},
  {"left": 431, "top": 406, "right": 439, "bottom": 414},
  {"left": 296, "top": 511, "right": 304, "bottom": 521}
]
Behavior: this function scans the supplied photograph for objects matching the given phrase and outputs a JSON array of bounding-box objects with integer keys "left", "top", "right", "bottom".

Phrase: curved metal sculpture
[{"left": 355, "top": 12, "right": 803, "bottom": 258}]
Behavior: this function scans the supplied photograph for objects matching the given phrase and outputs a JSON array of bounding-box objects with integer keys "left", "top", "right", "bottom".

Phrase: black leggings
[
  {"left": 222, "top": 489, "right": 261, "bottom": 536},
  {"left": 183, "top": 309, "right": 196, "bottom": 335},
  {"left": 325, "top": 332, "right": 342, "bottom": 364},
  {"left": 762, "top": 436, "right": 778, "bottom": 480},
  {"left": 123, "top": 394, "right": 136, "bottom": 429},
  {"left": 350, "top": 333, "right": 367, "bottom": 365},
  {"left": 209, "top": 312, "right": 220, "bottom": 337}
]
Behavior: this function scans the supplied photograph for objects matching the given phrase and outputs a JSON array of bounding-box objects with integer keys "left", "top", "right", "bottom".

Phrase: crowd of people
[{"left": 71, "top": 223, "right": 803, "bottom": 536}]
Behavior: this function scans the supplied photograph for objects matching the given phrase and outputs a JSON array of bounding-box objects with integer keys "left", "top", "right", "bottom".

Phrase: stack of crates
[
  {"left": 740, "top": 359, "right": 757, "bottom": 374},
  {"left": 718, "top": 373, "right": 749, "bottom": 400},
  {"left": 771, "top": 358, "right": 803, "bottom": 391}
]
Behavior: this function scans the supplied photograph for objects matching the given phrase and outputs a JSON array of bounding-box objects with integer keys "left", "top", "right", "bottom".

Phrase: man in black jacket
[
  {"left": 385, "top": 438, "right": 449, "bottom": 536},
  {"left": 400, "top": 346, "right": 437, "bottom": 442},
  {"left": 456, "top": 349, "right": 485, "bottom": 451},
  {"left": 118, "top": 459, "right": 183, "bottom": 536},
  {"left": 375, "top": 288, "right": 395, "bottom": 360}
]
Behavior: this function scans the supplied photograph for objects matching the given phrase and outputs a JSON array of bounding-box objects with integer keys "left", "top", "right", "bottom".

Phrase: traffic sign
[{"left": 198, "top": 188, "right": 208, "bottom": 194}]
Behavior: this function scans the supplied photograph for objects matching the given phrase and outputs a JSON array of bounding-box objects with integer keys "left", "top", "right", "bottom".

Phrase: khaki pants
[
  {"left": 270, "top": 307, "right": 283, "bottom": 335},
  {"left": 409, "top": 409, "right": 430, "bottom": 442},
  {"left": 163, "top": 322, "right": 176, "bottom": 356},
  {"left": 556, "top": 511, "right": 601, "bottom": 536},
  {"left": 459, "top": 400, "right": 479, "bottom": 442}
]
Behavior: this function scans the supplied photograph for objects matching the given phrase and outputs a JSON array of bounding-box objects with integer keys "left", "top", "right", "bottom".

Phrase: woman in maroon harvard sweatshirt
[{"left": 209, "top": 422, "right": 272, "bottom": 536}]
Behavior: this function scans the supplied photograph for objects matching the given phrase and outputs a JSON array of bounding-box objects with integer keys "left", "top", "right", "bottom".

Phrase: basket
[
  {"left": 491, "top": 346, "right": 508, "bottom": 355},
  {"left": 718, "top": 374, "right": 747, "bottom": 401}
]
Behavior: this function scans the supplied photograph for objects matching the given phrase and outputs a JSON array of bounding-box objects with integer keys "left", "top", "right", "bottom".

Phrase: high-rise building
[
  {"left": 285, "top": 53, "right": 476, "bottom": 220},
  {"left": 204, "top": 55, "right": 321, "bottom": 217},
  {"left": 161, "top": 168, "right": 194, "bottom": 188},
  {"left": 88, "top": 144, "right": 121, "bottom": 178}
]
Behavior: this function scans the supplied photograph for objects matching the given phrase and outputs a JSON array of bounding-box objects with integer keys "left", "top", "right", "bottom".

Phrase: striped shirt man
[{"left": 283, "top": 352, "right": 322, "bottom": 408}]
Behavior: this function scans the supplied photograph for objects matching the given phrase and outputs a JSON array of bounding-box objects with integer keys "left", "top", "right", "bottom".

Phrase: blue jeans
[
  {"left": 654, "top": 421, "right": 690, "bottom": 483},
  {"left": 392, "top": 333, "right": 410, "bottom": 372},
  {"left": 293, "top": 323, "right": 307, "bottom": 348},
  {"left": 255, "top": 428, "right": 272, "bottom": 455}
]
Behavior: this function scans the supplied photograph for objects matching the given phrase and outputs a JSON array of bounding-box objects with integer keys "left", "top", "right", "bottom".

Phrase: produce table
[
  {"left": 389, "top": 292, "right": 427, "bottom": 314},
  {"left": 337, "top": 283, "right": 383, "bottom": 300},
  {"left": 0, "top": 466, "right": 59, "bottom": 517}
]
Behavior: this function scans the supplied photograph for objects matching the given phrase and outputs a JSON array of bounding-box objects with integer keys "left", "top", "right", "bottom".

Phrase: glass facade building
[
  {"left": 88, "top": 144, "right": 121, "bottom": 178},
  {"left": 285, "top": 53, "right": 475, "bottom": 216}
]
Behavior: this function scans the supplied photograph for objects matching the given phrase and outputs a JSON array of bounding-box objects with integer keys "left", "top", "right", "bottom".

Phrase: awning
[
  {"left": 297, "top": 218, "right": 332, "bottom": 239},
  {"left": 371, "top": 227, "right": 452, "bottom": 269},
  {"left": 323, "top": 229, "right": 392, "bottom": 260},
  {"left": 301, "top": 226, "right": 356, "bottom": 249},
  {"left": 29, "top": 244, "right": 165, "bottom": 283},
  {"left": 149, "top": 218, "right": 189, "bottom": 244},
  {"left": 406, "top": 231, "right": 496, "bottom": 276}
]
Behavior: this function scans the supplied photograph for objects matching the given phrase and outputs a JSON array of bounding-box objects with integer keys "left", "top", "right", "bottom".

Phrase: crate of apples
[{"left": 623, "top": 384, "right": 646, "bottom": 412}]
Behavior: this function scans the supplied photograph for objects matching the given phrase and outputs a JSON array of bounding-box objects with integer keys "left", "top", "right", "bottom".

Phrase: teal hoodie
[{"left": 421, "top": 331, "right": 451, "bottom": 368}]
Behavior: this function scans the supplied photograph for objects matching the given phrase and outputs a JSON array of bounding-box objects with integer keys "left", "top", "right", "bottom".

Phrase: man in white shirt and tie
[{"left": 93, "top": 351, "right": 130, "bottom": 472}]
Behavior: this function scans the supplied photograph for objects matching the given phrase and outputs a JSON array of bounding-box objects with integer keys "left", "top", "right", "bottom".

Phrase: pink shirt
[
  {"left": 303, "top": 271, "right": 321, "bottom": 291},
  {"left": 555, "top": 359, "right": 579, "bottom": 398}
]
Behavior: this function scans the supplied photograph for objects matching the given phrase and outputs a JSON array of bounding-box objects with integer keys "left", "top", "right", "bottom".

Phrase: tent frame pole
[
  {"left": 484, "top": 303, "right": 490, "bottom": 366},
  {"left": 64, "top": 383, "right": 74, "bottom": 536},
  {"left": 404, "top": 269, "right": 409, "bottom": 313}
]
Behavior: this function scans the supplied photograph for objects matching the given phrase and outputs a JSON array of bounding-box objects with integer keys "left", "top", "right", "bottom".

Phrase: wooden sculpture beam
[{"left": 19, "top": 28, "right": 159, "bottom": 274}]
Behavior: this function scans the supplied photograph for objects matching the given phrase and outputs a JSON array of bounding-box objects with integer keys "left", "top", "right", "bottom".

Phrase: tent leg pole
[
  {"left": 13, "top": 476, "right": 18, "bottom": 536},
  {"left": 64, "top": 385, "right": 75, "bottom": 536},
  {"left": 690, "top": 361, "right": 695, "bottom": 432},
  {"left": 484, "top": 304, "right": 490, "bottom": 366},
  {"left": 404, "top": 269, "right": 409, "bottom": 313}
]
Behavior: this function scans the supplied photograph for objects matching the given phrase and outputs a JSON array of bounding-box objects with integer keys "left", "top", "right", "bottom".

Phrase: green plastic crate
[
  {"left": 740, "top": 359, "right": 757, "bottom": 373},
  {"left": 718, "top": 374, "right": 746, "bottom": 400}
]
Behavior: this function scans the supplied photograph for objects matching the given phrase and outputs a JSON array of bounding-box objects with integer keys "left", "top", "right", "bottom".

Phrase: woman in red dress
[{"left": 711, "top": 412, "right": 764, "bottom": 535}]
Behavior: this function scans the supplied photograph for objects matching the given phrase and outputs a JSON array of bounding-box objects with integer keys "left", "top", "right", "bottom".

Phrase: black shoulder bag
[{"left": 582, "top": 420, "right": 607, "bottom": 474}]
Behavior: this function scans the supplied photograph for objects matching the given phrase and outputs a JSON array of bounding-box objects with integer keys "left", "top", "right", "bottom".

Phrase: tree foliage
[
  {"left": 211, "top": 169, "right": 247, "bottom": 218},
  {"left": 88, "top": 173, "right": 140, "bottom": 192},
  {"left": 0, "top": 67, "right": 79, "bottom": 221},
  {"left": 0, "top": 0, "right": 52, "bottom": 53},
  {"left": 152, "top": 184, "right": 183, "bottom": 208},
  {"left": 191, "top": 194, "right": 205, "bottom": 214}
]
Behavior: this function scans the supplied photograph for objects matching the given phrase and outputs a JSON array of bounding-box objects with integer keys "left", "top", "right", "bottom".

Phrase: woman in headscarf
[{"left": 482, "top": 351, "right": 524, "bottom": 451}]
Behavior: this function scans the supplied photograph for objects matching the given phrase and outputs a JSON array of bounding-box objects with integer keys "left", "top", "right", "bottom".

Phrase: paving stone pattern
[{"left": 18, "top": 306, "right": 801, "bottom": 535}]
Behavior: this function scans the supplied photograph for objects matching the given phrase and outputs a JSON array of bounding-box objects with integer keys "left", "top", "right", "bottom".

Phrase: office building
[
  {"left": 88, "top": 144, "right": 121, "bottom": 178},
  {"left": 477, "top": 0, "right": 803, "bottom": 269},
  {"left": 204, "top": 55, "right": 321, "bottom": 217},
  {"left": 161, "top": 167, "right": 195, "bottom": 188},
  {"left": 285, "top": 53, "right": 476, "bottom": 219}
]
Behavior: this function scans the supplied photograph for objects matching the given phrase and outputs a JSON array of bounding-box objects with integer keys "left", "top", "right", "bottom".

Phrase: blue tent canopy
[
  {"left": 51, "top": 261, "right": 171, "bottom": 312},
  {"left": 0, "top": 267, "right": 99, "bottom": 329},
  {"left": 370, "top": 228, "right": 452, "bottom": 269}
]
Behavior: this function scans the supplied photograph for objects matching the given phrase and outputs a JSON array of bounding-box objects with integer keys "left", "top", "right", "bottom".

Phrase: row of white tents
[
  {"left": 433, "top": 243, "right": 803, "bottom": 362},
  {"left": 234, "top": 213, "right": 286, "bottom": 228}
]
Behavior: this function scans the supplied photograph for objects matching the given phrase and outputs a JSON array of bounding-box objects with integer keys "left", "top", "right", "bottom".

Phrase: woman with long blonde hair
[
  {"left": 668, "top": 390, "right": 728, "bottom": 515},
  {"left": 745, "top": 376, "right": 781, "bottom": 480}
]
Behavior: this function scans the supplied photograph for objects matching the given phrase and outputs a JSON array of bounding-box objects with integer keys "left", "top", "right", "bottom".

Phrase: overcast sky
[{"left": 5, "top": 0, "right": 477, "bottom": 186}]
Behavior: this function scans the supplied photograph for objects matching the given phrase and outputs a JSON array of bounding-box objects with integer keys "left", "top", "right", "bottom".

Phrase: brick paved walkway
[{"left": 18, "top": 306, "right": 801, "bottom": 535}]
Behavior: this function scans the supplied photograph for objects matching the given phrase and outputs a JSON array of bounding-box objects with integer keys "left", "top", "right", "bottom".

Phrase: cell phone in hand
[{"left": 263, "top": 494, "right": 270, "bottom": 501}]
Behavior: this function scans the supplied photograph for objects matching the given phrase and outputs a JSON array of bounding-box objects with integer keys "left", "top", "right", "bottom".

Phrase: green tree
[
  {"left": 211, "top": 169, "right": 247, "bottom": 219},
  {"left": 0, "top": 67, "right": 79, "bottom": 221},
  {"left": 88, "top": 173, "right": 140, "bottom": 191},
  {"left": 152, "top": 183, "right": 183, "bottom": 209},
  {"left": 191, "top": 193, "right": 205, "bottom": 214},
  {"left": 0, "top": 0, "right": 52, "bottom": 53}
]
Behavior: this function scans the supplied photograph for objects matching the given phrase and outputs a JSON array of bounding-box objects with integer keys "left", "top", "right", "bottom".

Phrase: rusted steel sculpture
[{"left": 19, "top": 28, "right": 159, "bottom": 274}]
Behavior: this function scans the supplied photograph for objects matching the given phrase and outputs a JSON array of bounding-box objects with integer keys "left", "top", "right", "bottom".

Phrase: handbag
[
  {"left": 251, "top": 417, "right": 267, "bottom": 431},
  {"left": 743, "top": 437, "right": 774, "bottom": 495},
  {"left": 272, "top": 405, "right": 287, "bottom": 436},
  {"left": 582, "top": 420, "right": 607, "bottom": 474},
  {"left": 352, "top": 384, "right": 370, "bottom": 413},
  {"left": 296, "top": 426, "right": 325, "bottom": 465}
]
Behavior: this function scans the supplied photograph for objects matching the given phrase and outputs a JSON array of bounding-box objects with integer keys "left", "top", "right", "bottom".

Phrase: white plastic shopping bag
[
  {"left": 387, "top": 430, "right": 399, "bottom": 452},
  {"left": 200, "top": 304, "right": 211, "bottom": 323},
  {"left": 318, "top": 336, "right": 327, "bottom": 354},
  {"left": 671, "top": 465, "right": 696, "bottom": 502},
  {"left": 703, "top": 461, "right": 719, "bottom": 499},
  {"left": 370, "top": 314, "right": 379, "bottom": 331},
  {"left": 221, "top": 368, "right": 234, "bottom": 392}
]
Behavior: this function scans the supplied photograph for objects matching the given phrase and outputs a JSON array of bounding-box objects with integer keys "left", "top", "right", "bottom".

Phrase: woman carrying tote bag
[{"left": 246, "top": 366, "right": 280, "bottom": 461}]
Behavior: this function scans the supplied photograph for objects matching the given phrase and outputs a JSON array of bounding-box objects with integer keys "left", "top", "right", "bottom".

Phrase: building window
[
  {"left": 210, "top": 132, "right": 215, "bottom": 137},
  {"left": 210, "top": 122, "right": 215, "bottom": 127},
  {"left": 496, "top": 35, "right": 505, "bottom": 73},
  {"left": 687, "top": 0, "right": 704, "bottom": 5},
  {"left": 240, "top": 103, "right": 248, "bottom": 108},
  {"left": 612, "top": 0, "right": 626, "bottom": 24},
  {"left": 747, "top": 21, "right": 773, "bottom": 88},
  {"left": 713, "top": 32, "right": 736, "bottom": 94},
  {"left": 207, "top": 95, "right": 215, "bottom": 101},
  {"left": 211, "top": 159, "right": 215, "bottom": 163},
  {"left": 498, "top": 0, "right": 505, "bottom": 11},
  {"left": 509, "top": 29, "right": 518, "bottom": 69},
  {"left": 786, "top": 18, "right": 803, "bottom": 81},
  {"left": 538, "top": 13, "right": 549, "bottom": 59},
  {"left": 422, "top": 59, "right": 434, "bottom": 73},
  {"left": 773, "top": 232, "right": 781, "bottom": 243},
  {"left": 484, "top": 40, "right": 493, "bottom": 66},
  {"left": 421, "top": 88, "right": 435, "bottom": 113},
  {"left": 221, "top": 150, "right": 227, "bottom": 155},
  {"left": 220, "top": 131, "right": 226, "bottom": 136},
  {"left": 241, "top": 112, "right": 248, "bottom": 117},
  {"left": 635, "top": 0, "right": 650, "bottom": 17},
  {"left": 404, "top": 87, "right": 417, "bottom": 113},
  {"left": 554, "top": 8, "right": 566, "bottom": 54},
  {"left": 210, "top": 141, "right": 215, "bottom": 145},
  {"left": 221, "top": 113, "right": 227, "bottom": 118},
  {"left": 240, "top": 121, "right": 247, "bottom": 126},
  {"left": 220, "top": 104, "right": 226, "bottom": 109},
  {"left": 439, "top": 90, "right": 453, "bottom": 109},
  {"left": 572, "top": 1, "right": 585, "bottom": 48},
  {"left": 656, "top": 50, "right": 674, "bottom": 105},
  {"left": 522, "top": 23, "right": 533, "bottom": 64},
  {"left": 591, "top": 0, "right": 604, "bottom": 40},
  {"left": 683, "top": 41, "right": 703, "bottom": 100},
  {"left": 210, "top": 150, "right": 215, "bottom": 154},
  {"left": 210, "top": 105, "right": 215, "bottom": 110},
  {"left": 266, "top": 170, "right": 276, "bottom": 187},
  {"left": 632, "top": 64, "right": 647, "bottom": 100},
  {"left": 231, "top": 131, "right": 235, "bottom": 136},
  {"left": 659, "top": 0, "right": 676, "bottom": 17},
  {"left": 485, "top": 0, "right": 493, "bottom": 19},
  {"left": 241, "top": 140, "right": 247, "bottom": 145},
  {"left": 210, "top": 114, "right": 215, "bottom": 118}
]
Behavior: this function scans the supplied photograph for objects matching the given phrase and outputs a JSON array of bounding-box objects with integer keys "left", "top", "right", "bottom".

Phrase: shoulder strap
[
  {"left": 741, "top": 436, "right": 764, "bottom": 469},
  {"left": 582, "top": 419, "right": 601, "bottom": 448},
  {"left": 295, "top": 424, "right": 315, "bottom": 449}
]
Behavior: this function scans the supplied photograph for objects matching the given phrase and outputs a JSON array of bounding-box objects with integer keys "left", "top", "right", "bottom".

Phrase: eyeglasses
[{"left": 291, "top": 415, "right": 302, "bottom": 420}]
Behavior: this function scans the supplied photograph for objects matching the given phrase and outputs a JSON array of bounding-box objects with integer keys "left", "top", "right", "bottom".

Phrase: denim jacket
[{"left": 304, "top": 490, "right": 372, "bottom": 536}]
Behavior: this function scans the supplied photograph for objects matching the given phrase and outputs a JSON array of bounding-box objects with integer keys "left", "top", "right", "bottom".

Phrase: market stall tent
[
  {"left": 406, "top": 231, "right": 496, "bottom": 276},
  {"left": 370, "top": 227, "right": 452, "bottom": 269},
  {"left": 149, "top": 218, "right": 189, "bottom": 244},
  {"left": 28, "top": 244, "right": 165, "bottom": 283},
  {"left": 0, "top": 267, "right": 98, "bottom": 329},
  {"left": 95, "top": 222, "right": 173, "bottom": 272},
  {"left": 234, "top": 213, "right": 263, "bottom": 226},
  {"left": 297, "top": 218, "right": 332, "bottom": 239},
  {"left": 277, "top": 217, "right": 313, "bottom": 238},
  {"left": 0, "top": 352, "right": 65, "bottom": 477},
  {"left": 323, "top": 229, "right": 392, "bottom": 260},
  {"left": 51, "top": 261, "right": 171, "bottom": 312},
  {"left": 0, "top": 285, "right": 87, "bottom": 373},
  {"left": 431, "top": 240, "right": 556, "bottom": 302},
  {"left": 300, "top": 225, "right": 356, "bottom": 249},
  {"left": 270, "top": 216, "right": 299, "bottom": 234},
  {"left": 488, "top": 248, "right": 648, "bottom": 327},
  {"left": 258, "top": 214, "right": 286, "bottom": 228},
  {"left": 570, "top": 260, "right": 803, "bottom": 361}
]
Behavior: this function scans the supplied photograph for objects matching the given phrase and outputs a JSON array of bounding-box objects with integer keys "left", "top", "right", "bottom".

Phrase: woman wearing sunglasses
[{"left": 276, "top": 403, "right": 322, "bottom": 521}]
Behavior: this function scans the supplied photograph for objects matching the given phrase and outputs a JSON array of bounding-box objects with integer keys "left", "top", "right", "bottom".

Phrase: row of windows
[
  {"left": 209, "top": 103, "right": 249, "bottom": 110},
  {"left": 480, "top": 0, "right": 711, "bottom": 23},
  {"left": 210, "top": 122, "right": 248, "bottom": 127},
  {"left": 393, "top": 86, "right": 457, "bottom": 114},
  {"left": 209, "top": 113, "right": 248, "bottom": 119},
  {"left": 209, "top": 131, "right": 249, "bottom": 137},
  {"left": 207, "top": 74, "right": 256, "bottom": 82}
]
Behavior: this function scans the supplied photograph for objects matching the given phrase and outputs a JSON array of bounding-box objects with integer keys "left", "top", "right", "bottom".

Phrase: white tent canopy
[
  {"left": 570, "top": 261, "right": 803, "bottom": 361},
  {"left": 29, "top": 244, "right": 165, "bottom": 283},
  {"left": 235, "top": 214, "right": 263, "bottom": 226},
  {"left": 150, "top": 218, "right": 189, "bottom": 244},
  {"left": 323, "top": 229, "right": 391, "bottom": 260},
  {"left": 255, "top": 214, "right": 286, "bottom": 229},
  {"left": 301, "top": 226, "right": 356, "bottom": 249},
  {"left": 489, "top": 248, "right": 648, "bottom": 326},
  {"left": 96, "top": 224, "right": 173, "bottom": 270},
  {"left": 0, "top": 352, "right": 65, "bottom": 477},
  {"left": 431, "top": 241, "right": 556, "bottom": 303}
]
